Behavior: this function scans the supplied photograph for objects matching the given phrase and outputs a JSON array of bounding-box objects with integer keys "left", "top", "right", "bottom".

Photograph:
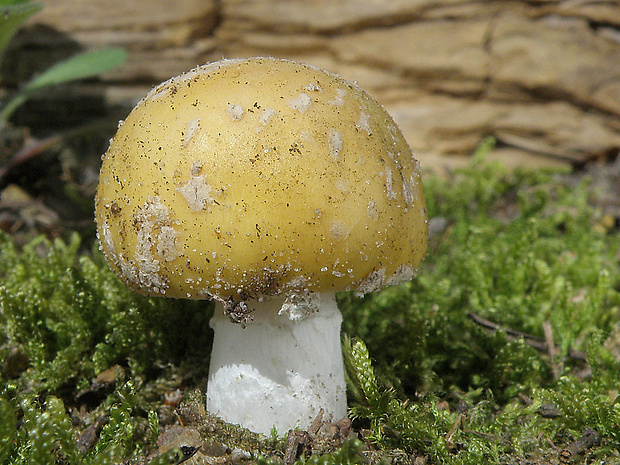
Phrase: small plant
[{"left": 0, "top": 0, "right": 127, "bottom": 126}]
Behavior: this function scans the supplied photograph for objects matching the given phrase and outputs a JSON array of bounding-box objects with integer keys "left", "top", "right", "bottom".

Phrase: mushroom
[{"left": 95, "top": 57, "right": 428, "bottom": 435}]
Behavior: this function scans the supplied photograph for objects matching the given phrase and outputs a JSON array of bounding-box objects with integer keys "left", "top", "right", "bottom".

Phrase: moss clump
[
  {"left": 0, "top": 231, "right": 212, "bottom": 463},
  {"left": 0, "top": 233, "right": 212, "bottom": 392},
  {"left": 1, "top": 139, "right": 619, "bottom": 463},
  {"left": 340, "top": 140, "right": 620, "bottom": 463}
]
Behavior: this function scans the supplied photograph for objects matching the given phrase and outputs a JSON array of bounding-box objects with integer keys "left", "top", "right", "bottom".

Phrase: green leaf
[
  {"left": 0, "top": 47, "right": 127, "bottom": 122},
  {"left": 0, "top": 1, "right": 42, "bottom": 68},
  {"left": 19, "top": 47, "right": 127, "bottom": 90}
]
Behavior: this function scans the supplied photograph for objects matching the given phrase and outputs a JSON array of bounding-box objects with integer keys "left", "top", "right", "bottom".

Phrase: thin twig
[
  {"left": 308, "top": 408, "right": 324, "bottom": 436},
  {"left": 467, "top": 312, "right": 587, "bottom": 362},
  {"left": 445, "top": 413, "right": 464, "bottom": 450},
  {"left": 543, "top": 320, "right": 562, "bottom": 380},
  {"left": 0, "top": 134, "right": 62, "bottom": 183},
  {"left": 0, "top": 118, "right": 117, "bottom": 184}
]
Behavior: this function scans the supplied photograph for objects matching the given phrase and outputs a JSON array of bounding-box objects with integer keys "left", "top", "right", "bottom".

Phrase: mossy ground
[{"left": 1, "top": 139, "right": 619, "bottom": 464}]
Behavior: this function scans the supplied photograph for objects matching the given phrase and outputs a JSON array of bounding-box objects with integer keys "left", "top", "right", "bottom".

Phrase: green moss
[
  {"left": 339, "top": 140, "right": 620, "bottom": 463},
  {"left": 342, "top": 142, "right": 620, "bottom": 393},
  {"left": 0, "top": 233, "right": 212, "bottom": 392},
  {"left": 1, "top": 139, "right": 619, "bottom": 463},
  {"left": 0, "top": 230, "right": 212, "bottom": 463},
  {"left": 0, "top": 388, "right": 121, "bottom": 464}
]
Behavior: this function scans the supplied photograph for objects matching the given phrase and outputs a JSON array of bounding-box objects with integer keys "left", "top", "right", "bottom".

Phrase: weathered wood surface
[{"left": 6, "top": 0, "right": 620, "bottom": 171}]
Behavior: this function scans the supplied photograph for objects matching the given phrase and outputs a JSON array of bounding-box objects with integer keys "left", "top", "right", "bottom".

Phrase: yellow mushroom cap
[{"left": 95, "top": 57, "right": 428, "bottom": 301}]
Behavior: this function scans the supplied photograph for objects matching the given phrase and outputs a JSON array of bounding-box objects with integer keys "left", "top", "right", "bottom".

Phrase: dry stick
[
  {"left": 467, "top": 312, "right": 587, "bottom": 362},
  {"left": 518, "top": 393, "right": 562, "bottom": 418},
  {"left": 76, "top": 415, "right": 109, "bottom": 453},
  {"left": 283, "top": 431, "right": 312, "bottom": 465},
  {"left": 542, "top": 320, "right": 562, "bottom": 380},
  {"left": 559, "top": 427, "right": 600, "bottom": 464},
  {"left": 0, "top": 119, "right": 117, "bottom": 185},
  {"left": 0, "top": 133, "right": 63, "bottom": 183},
  {"left": 444, "top": 413, "right": 464, "bottom": 450},
  {"left": 308, "top": 408, "right": 324, "bottom": 436},
  {"left": 284, "top": 409, "right": 324, "bottom": 465}
]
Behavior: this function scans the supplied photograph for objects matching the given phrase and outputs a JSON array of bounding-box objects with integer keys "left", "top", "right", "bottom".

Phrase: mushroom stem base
[{"left": 206, "top": 292, "right": 347, "bottom": 435}]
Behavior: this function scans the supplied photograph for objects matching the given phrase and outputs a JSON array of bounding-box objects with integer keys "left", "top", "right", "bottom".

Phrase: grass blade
[{"left": 0, "top": 47, "right": 128, "bottom": 122}]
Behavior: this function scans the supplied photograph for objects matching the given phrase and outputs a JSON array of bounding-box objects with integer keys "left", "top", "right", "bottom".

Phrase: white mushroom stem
[{"left": 206, "top": 292, "right": 347, "bottom": 435}]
